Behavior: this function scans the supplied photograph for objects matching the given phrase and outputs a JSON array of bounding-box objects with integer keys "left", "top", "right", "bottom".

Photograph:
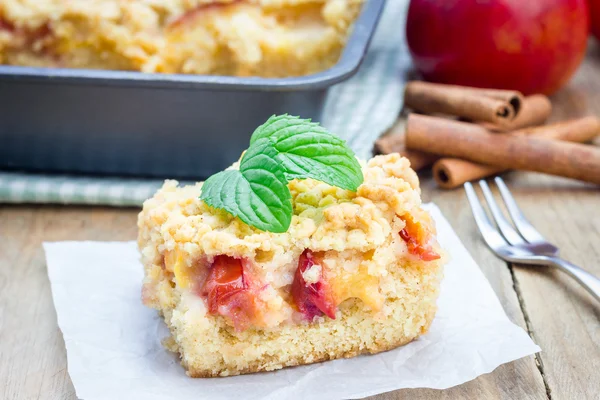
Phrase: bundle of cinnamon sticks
[{"left": 375, "top": 81, "right": 600, "bottom": 188}]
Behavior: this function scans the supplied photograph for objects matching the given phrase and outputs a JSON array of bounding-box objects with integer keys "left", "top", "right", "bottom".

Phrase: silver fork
[{"left": 465, "top": 177, "right": 600, "bottom": 303}]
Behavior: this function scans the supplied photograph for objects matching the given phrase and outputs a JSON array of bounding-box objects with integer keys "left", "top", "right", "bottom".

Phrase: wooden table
[{"left": 2, "top": 49, "right": 600, "bottom": 400}]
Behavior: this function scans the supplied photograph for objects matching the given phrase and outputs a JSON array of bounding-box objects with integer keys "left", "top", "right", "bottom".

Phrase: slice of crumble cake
[{"left": 138, "top": 152, "right": 444, "bottom": 377}]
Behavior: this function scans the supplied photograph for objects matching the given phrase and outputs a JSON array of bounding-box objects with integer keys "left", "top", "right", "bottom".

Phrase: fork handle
[{"left": 547, "top": 257, "right": 600, "bottom": 303}]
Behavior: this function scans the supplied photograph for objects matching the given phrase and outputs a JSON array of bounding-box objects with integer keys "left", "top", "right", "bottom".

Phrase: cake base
[{"left": 166, "top": 262, "right": 440, "bottom": 377}]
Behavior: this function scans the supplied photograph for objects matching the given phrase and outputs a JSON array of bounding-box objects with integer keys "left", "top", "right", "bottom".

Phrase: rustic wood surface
[{"left": 2, "top": 45, "right": 600, "bottom": 400}]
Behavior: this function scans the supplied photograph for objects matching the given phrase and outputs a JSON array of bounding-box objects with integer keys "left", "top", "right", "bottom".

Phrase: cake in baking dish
[
  {"left": 0, "top": 0, "right": 363, "bottom": 77},
  {"left": 138, "top": 150, "right": 445, "bottom": 377}
]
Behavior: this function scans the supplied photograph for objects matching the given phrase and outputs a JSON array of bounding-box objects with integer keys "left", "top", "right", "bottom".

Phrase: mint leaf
[
  {"left": 200, "top": 139, "right": 292, "bottom": 233},
  {"left": 271, "top": 129, "right": 364, "bottom": 191},
  {"left": 200, "top": 115, "right": 364, "bottom": 232},
  {"left": 251, "top": 115, "right": 363, "bottom": 191},
  {"left": 249, "top": 114, "right": 301, "bottom": 145}
]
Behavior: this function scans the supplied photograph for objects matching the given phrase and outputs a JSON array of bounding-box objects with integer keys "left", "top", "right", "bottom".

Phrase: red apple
[
  {"left": 590, "top": 0, "right": 600, "bottom": 40},
  {"left": 406, "top": 0, "right": 589, "bottom": 95}
]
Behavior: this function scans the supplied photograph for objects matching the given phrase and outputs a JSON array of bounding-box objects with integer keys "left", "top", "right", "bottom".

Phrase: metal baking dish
[{"left": 0, "top": 1, "right": 384, "bottom": 179}]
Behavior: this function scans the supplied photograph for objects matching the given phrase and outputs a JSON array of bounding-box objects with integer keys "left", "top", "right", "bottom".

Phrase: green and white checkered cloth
[{"left": 0, "top": 0, "right": 410, "bottom": 207}]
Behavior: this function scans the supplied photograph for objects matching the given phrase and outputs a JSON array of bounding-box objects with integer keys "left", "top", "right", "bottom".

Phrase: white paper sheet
[{"left": 44, "top": 204, "right": 540, "bottom": 400}]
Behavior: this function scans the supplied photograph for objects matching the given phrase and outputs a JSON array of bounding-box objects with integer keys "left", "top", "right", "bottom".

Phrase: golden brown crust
[
  {"left": 186, "top": 337, "right": 416, "bottom": 378},
  {"left": 185, "top": 315, "right": 434, "bottom": 378}
]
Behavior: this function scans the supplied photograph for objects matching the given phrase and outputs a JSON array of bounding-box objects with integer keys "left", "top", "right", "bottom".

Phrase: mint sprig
[{"left": 200, "top": 115, "right": 363, "bottom": 233}]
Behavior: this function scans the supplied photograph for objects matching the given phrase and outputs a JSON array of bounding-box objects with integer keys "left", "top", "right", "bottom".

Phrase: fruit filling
[
  {"left": 400, "top": 216, "right": 440, "bottom": 261},
  {"left": 291, "top": 250, "right": 337, "bottom": 321},
  {"left": 201, "top": 255, "right": 265, "bottom": 331},
  {"left": 166, "top": 217, "right": 439, "bottom": 331},
  {"left": 0, "top": 18, "right": 14, "bottom": 32}
]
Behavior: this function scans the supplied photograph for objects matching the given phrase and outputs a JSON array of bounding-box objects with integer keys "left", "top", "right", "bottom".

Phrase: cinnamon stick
[
  {"left": 404, "top": 81, "right": 523, "bottom": 126},
  {"left": 433, "top": 117, "right": 600, "bottom": 188},
  {"left": 374, "top": 119, "right": 439, "bottom": 170},
  {"left": 377, "top": 96, "right": 551, "bottom": 171},
  {"left": 406, "top": 114, "right": 600, "bottom": 185},
  {"left": 481, "top": 95, "right": 552, "bottom": 132}
]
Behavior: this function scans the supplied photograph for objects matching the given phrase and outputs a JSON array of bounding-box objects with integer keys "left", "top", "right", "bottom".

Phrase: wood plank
[
  {"left": 499, "top": 172, "right": 600, "bottom": 400},
  {"left": 375, "top": 362, "right": 544, "bottom": 400},
  {"left": 0, "top": 206, "right": 138, "bottom": 400}
]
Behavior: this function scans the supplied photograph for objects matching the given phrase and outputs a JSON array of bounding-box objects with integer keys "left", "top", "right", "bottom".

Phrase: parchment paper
[{"left": 44, "top": 204, "right": 540, "bottom": 400}]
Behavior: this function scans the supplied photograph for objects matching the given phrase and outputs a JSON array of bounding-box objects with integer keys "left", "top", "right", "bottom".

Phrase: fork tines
[{"left": 464, "top": 177, "right": 559, "bottom": 255}]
